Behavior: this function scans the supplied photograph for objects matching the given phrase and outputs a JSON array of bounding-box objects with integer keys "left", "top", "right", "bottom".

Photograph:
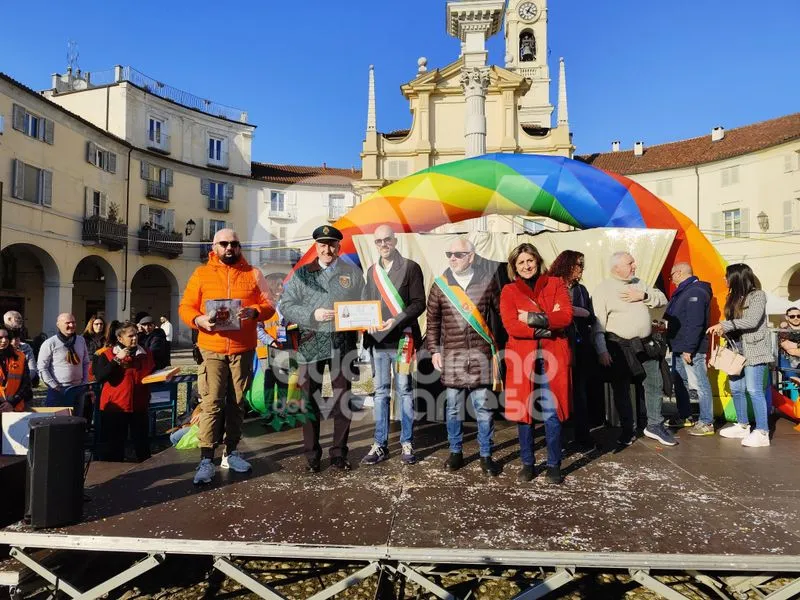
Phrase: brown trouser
[
  {"left": 198, "top": 349, "right": 255, "bottom": 453},
  {"left": 298, "top": 357, "right": 352, "bottom": 463}
]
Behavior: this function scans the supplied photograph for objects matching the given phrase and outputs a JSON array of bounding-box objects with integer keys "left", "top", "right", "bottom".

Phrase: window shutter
[
  {"left": 200, "top": 218, "right": 210, "bottom": 241},
  {"left": 11, "top": 159, "right": 23, "bottom": 199},
  {"left": 710, "top": 211, "right": 722, "bottom": 240},
  {"left": 226, "top": 221, "right": 235, "bottom": 232},
  {"left": 84, "top": 187, "right": 93, "bottom": 217},
  {"left": 0, "top": 115, "right": 4, "bottom": 134},
  {"left": 41, "top": 170, "right": 52, "bottom": 206},
  {"left": 107, "top": 152, "right": 117, "bottom": 174},
  {"left": 140, "top": 161, "right": 149, "bottom": 180},
  {"left": 739, "top": 208, "right": 750, "bottom": 236},
  {"left": 100, "top": 193, "right": 108, "bottom": 218},
  {"left": 783, "top": 201, "right": 794, "bottom": 232},
  {"left": 139, "top": 204, "right": 150, "bottom": 229},
  {"left": 43, "top": 119, "right": 54, "bottom": 144},
  {"left": 322, "top": 191, "right": 328, "bottom": 208},
  {"left": 344, "top": 193, "right": 355, "bottom": 208},
  {"left": 165, "top": 209, "right": 176, "bottom": 233},
  {"left": 786, "top": 155, "right": 794, "bottom": 173},
  {"left": 225, "top": 183, "right": 234, "bottom": 200},
  {"left": 288, "top": 192, "right": 297, "bottom": 215},
  {"left": 12, "top": 104, "right": 24, "bottom": 132},
  {"left": 200, "top": 178, "right": 210, "bottom": 196},
  {"left": 86, "top": 141, "right": 97, "bottom": 164},
  {"left": 165, "top": 169, "right": 174, "bottom": 186}
]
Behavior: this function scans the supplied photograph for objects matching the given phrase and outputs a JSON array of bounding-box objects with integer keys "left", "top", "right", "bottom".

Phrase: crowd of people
[
  {"left": 175, "top": 224, "right": 787, "bottom": 487},
  {"left": 2, "top": 223, "right": 789, "bottom": 486}
]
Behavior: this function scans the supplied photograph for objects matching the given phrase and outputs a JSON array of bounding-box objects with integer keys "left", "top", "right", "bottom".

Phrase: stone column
[
  {"left": 461, "top": 67, "right": 491, "bottom": 158},
  {"left": 42, "top": 282, "right": 74, "bottom": 336}
]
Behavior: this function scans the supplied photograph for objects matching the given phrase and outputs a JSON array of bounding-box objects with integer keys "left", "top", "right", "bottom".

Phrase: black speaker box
[{"left": 25, "top": 415, "right": 86, "bottom": 529}]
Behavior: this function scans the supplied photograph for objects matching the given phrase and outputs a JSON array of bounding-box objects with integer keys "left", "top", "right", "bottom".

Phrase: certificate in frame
[{"left": 334, "top": 300, "right": 382, "bottom": 332}]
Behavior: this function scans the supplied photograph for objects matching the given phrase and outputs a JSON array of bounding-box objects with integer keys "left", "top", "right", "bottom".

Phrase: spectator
[
  {"left": 500, "top": 243, "right": 573, "bottom": 484},
  {"left": 179, "top": 228, "right": 274, "bottom": 484},
  {"left": 593, "top": 252, "right": 674, "bottom": 448},
  {"left": 139, "top": 316, "right": 170, "bottom": 369},
  {"left": 5, "top": 311, "right": 38, "bottom": 387},
  {"left": 104, "top": 320, "right": 123, "bottom": 349},
  {"left": 159, "top": 316, "right": 173, "bottom": 343},
  {"left": 664, "top": 262, "right": 714, "bottom": 436},
  {"left": 3, "top": 310, "right": 28, "bottom": 341},
  {"left": 0, "top": 325, "right": 33, "bottom": 413},
  {"left": 92, "top": 322, "right": 155, "bottom": 461},
  {"left": 707, "top": 263, "right": 772, "bottom": 447},
  {"left": 37, "top": 313, "right": 90, "bottom": 407},
  {"left": 83, "top": 315, "right": 107, "bottom": 355}
]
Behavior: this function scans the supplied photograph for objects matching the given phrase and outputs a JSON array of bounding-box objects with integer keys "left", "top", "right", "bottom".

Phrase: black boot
[
  {"left": 443, "top": 452, "right": 464, "bottom": 472},
  {"left": 480, "top": 456, "right": 502, "bottom": 477},
  {"left": 517, "top": 464, "right": 535, "bottom": 482},
  {"left": 546, "top": 465, "right": 563, "bottom": 484}
]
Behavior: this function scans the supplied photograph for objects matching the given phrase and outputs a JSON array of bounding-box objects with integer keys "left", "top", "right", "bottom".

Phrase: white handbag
[{"left": 708, "top": 333, "right": 746, "bottom": 376}]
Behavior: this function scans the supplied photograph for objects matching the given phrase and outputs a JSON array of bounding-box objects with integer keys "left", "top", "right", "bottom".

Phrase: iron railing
[
  {"left": 82, "top": 216, "right": 127, "bottom": 250},
  {"left": 138, "top": 228, "right": 183, "bottom": 257},
  {"left": 260, "top": 248, "right": 301, "bottom": 265},
  {"left": 145, "top": 180, "right": 169, "bottom": 202},
  {"left": 146, "top": 132, "right": 171, "bottom": 154}
]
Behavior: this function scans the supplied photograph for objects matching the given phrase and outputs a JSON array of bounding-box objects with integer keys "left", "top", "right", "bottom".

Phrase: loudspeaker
[{"left": 25, "top": 416, "right": 86, "bottom": 529}]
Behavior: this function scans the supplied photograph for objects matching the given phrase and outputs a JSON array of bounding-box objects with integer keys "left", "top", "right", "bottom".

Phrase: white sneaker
[
  {"left": 193, "top": 458, "right": 215, "bottom": 485},
  {"left": 221, "top": 451, "right": 252, "bottom": 472},
  {"left": 719, "top": 423, "right": 750, "bottom": 439},
  {"left": 741, "top": 429, "right": 770, "bottom": 447}
]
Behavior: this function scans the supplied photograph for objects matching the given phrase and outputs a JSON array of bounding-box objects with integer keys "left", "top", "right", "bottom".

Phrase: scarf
[{"left": 57, "top": 331, "right": 81, "bottom": 365}]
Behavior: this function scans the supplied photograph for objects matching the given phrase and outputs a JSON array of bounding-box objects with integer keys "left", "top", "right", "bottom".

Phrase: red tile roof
[
  {"left": 251, "top": 162, "right": 361, "bottom": 186},
  {"left": 577, "top": 113, "right": 800, "bottom": 175}
]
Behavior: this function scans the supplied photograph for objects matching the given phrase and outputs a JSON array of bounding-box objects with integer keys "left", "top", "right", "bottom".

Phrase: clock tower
[{"left": 504, "top": 0, "right": 553, "bottom": 127}]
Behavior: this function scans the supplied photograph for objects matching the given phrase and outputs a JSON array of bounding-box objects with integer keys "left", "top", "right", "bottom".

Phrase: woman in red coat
[{"left": 500, "top": 243, "right": 573, "bottom": 484}]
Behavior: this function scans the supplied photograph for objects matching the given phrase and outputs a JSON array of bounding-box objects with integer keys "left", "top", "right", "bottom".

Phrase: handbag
[{"left": 708, "top": 333, "right": 746, "bottom": 376}]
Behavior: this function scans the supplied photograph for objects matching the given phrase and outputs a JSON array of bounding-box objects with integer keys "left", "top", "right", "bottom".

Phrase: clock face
[{"left": 518, "top": 1, "right": 538, "bottom": 21}]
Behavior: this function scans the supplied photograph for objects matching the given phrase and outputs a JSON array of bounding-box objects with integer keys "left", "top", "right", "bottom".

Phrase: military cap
[{"left": 312, "top": 225, "right": 343, "bottom": 242}]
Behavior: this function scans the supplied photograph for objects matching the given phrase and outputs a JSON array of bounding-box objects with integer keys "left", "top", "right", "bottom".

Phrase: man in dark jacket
[
  {"left": 281, "top": 225, "right": 364, "bottom": 472},
  {"left": 361, "top": 225, "right": 426, "bottom": 466},
  {"left": 426, "top": 238, "right": 501, "bottom": 476},
  {"left": 664, "top": 262, "right": 714, "bottom": 436},
  {"left": 138, "top": 316, "right": 170, "bottom": 370}
]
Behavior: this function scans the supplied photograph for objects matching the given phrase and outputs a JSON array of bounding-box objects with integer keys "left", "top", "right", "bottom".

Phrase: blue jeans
[
  {"left": 45, "top": 387, "right": 67, "bottom": 407},
  {"left": 445, "top": 387, "right": 494, "bottom": 457},
  {"left": 518, "top": 388, "right": 562, "bottom": 467},
  {"left": 170, "top": 427, "right": 190, "bottom": 446},
  {"left": 728, "top": 363, "right": 770, "bottom": 432},
  {"left": 673, "top": 353, "right": 714, "bottom": 425},
  {"left": 372, "top": 348, "right": 415, "bottom": 446}
]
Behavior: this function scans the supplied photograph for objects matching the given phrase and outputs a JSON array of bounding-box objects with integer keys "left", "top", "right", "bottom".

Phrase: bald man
[
  {"left": 361, "top": 225, "right": 426, "bottom": 465},
  {"left": 180, "top": 228, "right": 275, "bottom": 484},
  {"left": 664, "top": 262, "right": 714, "bottom": 436},
  {"left": 37, "top": 312, "right": 90, "bottom": 406}
]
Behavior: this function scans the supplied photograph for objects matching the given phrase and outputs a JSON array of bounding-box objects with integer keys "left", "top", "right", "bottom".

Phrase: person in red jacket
[
  {"left": 499, "top": 243, "right": 573, "bottom": 484},
  {"left": 178, "top": 228, "right": 274, "bottom": 485},
  {"left": 93, "top": 321, "right": 155, "bottom": 462}
]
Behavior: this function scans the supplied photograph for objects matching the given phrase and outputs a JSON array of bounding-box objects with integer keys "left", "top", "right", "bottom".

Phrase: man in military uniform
[{"left": 281, "top": 225, "right": 364, "bottom": 472}]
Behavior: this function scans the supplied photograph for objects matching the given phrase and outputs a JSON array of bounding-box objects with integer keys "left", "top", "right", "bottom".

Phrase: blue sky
[{"left": 2, "top": 1, "right": 797, "bottom": 167}]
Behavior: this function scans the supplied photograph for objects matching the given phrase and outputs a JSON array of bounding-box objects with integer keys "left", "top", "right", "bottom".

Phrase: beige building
[
  {"left": 579, "top": 113, "right": 800, "bottom": 306},
  {"left": 0, "top": 67, "right": 256, "bottom": 344}
]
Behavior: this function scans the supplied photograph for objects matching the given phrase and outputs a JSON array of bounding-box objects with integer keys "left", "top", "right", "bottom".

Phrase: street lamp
[
  {"left": 184, "top": 219, "right": 196, "bottom": 236},
  {"left": 757, "top": 211, "right": 769, "bottom": 232}
]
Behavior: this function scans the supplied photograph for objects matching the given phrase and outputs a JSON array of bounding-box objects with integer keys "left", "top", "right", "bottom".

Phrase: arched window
[{"left": 519, "top": 30, "right": 536, "bottom": 62}]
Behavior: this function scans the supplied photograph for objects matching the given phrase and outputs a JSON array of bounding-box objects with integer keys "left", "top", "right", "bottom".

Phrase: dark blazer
[{"left": 362, "top": 252, "right": 425, "bottom": 351}]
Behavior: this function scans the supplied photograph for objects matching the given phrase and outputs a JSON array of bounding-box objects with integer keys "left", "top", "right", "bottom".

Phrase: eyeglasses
[
  {"left": 374, "top": 236, "right": 395, "bottom": 246},
  {"left": 445, "top": 251, "right": 472, "bottom": 259},
  {"left": 788, "top": 314, "right": 800, "bottom": 319},
  {"left": 217, "top": 240, "right": 240, "bottom": 249}
]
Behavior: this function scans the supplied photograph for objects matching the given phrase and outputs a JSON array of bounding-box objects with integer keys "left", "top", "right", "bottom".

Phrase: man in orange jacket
[{"left": 179, "top": 228, "right": 274, "bottom": 485}]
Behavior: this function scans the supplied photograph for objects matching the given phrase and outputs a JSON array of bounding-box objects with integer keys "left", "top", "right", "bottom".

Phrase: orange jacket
[{"left": 179, "top": 253, "right": 275, "bottom": 354}]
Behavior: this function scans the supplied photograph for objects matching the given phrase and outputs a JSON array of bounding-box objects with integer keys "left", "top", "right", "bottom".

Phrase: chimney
[
  {"left": 114, "top": 65, "right": 123, "bottom": 82},
  {"left": 712, "top": 126, "right": 725, "bottom": 142},
  {"left": 611, "top": 141, "right": 620, "bottom": 152},
  {"left": 634, "top": 141, "right": 644, "bottom": 157},
  {"left": 322, "top": 162, "right": 327, "bottom": 169}
]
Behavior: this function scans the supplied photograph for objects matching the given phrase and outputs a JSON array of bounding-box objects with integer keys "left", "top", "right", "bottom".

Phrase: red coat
[
  {"left": 500, "top": 276, "right": 573, "bottom": 423},
  {"left": 96, "top": 347, "right": 155, "bottom": 413}
]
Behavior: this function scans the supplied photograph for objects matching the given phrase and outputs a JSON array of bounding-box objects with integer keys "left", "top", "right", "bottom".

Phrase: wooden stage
[{"left": 3, "top": 415, "right": 800, "bottom": 599}]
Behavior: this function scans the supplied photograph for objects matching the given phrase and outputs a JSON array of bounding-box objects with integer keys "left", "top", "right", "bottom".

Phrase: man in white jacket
[{"left": 593, "top": 252, "right": 675, "bottom": 448}]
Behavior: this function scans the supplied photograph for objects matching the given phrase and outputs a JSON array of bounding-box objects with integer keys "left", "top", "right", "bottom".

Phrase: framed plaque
[{"left": 334, "top": 301, "right": 382, "bottom": 332}]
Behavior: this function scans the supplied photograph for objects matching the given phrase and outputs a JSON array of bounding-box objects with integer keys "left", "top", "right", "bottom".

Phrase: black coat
[
  {"left": 362, "top": 253, "right": 425, "bottom": 351},
  {"left": 140, "top": 328, "right": 170, "bottom": 369}
]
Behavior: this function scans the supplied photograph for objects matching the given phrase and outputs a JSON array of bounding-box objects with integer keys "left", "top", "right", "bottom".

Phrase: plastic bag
[{"left": 175, "top": 424, "right": 200, "bottom": 450}]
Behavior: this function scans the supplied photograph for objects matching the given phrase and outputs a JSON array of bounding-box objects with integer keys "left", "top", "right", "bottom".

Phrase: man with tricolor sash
[
  {"left": 425, "top": 238, "right": 503, "bottom": 476},
  {"left": 361, "top": 225, "right": 426, "bottom": 466}
]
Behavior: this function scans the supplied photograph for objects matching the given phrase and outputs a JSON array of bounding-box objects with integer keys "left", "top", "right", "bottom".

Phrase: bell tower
[{"left": 504, "top": 0, "right": 553, "bottom": 127}]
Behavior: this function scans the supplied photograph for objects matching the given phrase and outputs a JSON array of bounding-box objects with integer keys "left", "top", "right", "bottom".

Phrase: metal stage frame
[{"left": 3, "top": 419, "right": 800, "bottom": 599}]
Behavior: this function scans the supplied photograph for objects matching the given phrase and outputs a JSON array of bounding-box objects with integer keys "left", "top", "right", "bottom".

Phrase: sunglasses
[
  {"left": 446, "top": 251, "right": 472, "bottom": 259},
  {"left": 374, "top": 236, "right": 395, "bottom": 246},
  {"left": 217, "top": 240, "right": 240, "bottom": 249},
  {"left": 788, "top": 314, "right": 800, "bottom": 319}
]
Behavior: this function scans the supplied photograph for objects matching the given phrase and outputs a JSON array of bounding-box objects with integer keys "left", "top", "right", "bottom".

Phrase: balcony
[
  {"left": 82, "top": 216, "right": 127, "bottom": 250},
  {"left": 145, "top": 180, "right": 169, "bottom": 202},
  {"left": 268, "top": 208, "right": 296, "bottom": 221},
  {"left": 207, "top": 150, "right": 229, "bottom": 170},
  {"left": 260, "top": 248, "right": 301, "bottom": 265},
  {"left": 138, "top": 228, "right": 183, "bottom": 258},
  {"left": 146, "top": 132, "right": 171, "bottom": 154}
]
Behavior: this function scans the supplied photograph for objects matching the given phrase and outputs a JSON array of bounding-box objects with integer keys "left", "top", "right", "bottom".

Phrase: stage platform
[{"left": 3, "top": 416, "right": 800, "bottom": 599}]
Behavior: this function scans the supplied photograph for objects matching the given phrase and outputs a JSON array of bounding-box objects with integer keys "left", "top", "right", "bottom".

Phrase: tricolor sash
[
  {"left": 373, "top": 264, "right": 415, "bottom": 373},
  {"left": 434, "top": 276, "right": 503, "bottom": 392}
]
